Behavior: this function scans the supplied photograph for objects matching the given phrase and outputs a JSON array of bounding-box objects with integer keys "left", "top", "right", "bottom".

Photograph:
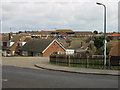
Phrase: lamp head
[{"left": 96, "top": 2, "right": 102, "bottom": 5}]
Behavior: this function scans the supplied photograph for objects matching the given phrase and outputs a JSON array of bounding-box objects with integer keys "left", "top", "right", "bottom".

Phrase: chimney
[
  {"left": 9, "top": 33, "right": 11, "bottom": 41},
  {"left": 8, "top": 33, "right": 13, "bottom": 41}
]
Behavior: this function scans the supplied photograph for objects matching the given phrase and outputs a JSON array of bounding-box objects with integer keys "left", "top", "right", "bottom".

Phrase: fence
[{"left": 50, "top": 55, "right": 119, "bottom": 70}]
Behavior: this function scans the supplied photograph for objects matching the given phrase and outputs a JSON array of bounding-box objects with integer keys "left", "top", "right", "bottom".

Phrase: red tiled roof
[
  {"left": 56, "top": 29, "right": 73, "bottom": 32},
  {"left": 107, "top": 33, "right": 120, "bottom": 37},
  {"left": 23, "top": 37, "right": 31, "bottom": 42},
  {"left": 2, "top": 36, "right": 10, "bottom": 41}
]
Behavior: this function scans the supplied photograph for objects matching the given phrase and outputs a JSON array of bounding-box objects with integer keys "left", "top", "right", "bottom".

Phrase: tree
[
  {"left": 18, "top": 31, "right": 22, "bottom": 33},
  {"left": 94, "top": 41, "right": 112, "bottom": 55},
  {"left": 106, "top": 42, "right": 112, "bottom": 55},
  {"left": 66, "top": 40, "right": 72, "bottom": 47},
  {"left": 88, "top": 42, "right": 96, "bottom": 55},
  {"left": 95, "top": 46, "right": 104, "bottom": 55},
  {"left": 113, "top": 31, "right": 116, "bottom": 33},
  {"left": 93, "top": 30, "right": 98, "bottom": 34},
  {"left": 106, "top": 36, "right": 112, "bottom": 42},
  {"left": 93, "top": 36, "right": 104, "bottom": 49}
]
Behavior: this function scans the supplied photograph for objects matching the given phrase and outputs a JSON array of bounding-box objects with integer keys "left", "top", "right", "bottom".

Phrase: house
[
  {"left": 9, "top": 36, "right": 31, "bottom": 55},
  {"left": 107, "top": 33, "right": 120, "bottom": 40},
  {"left": 2, "top": 33, "right": 13, "bottom": 56},
  {"left": 74, "top": 31, "right": 94, "bottom": 37},
  {"left": 109, "top": 41, "right": 120, "bottom": 66},
  {"left": 66, "top": 49, "right": 75, "bottom": 55},
  {"left": 19, "top": 29, "right": 94, "bottom": 39},
  {"left": 57, "top": 38, "right": 91, "bottom": 54},
  {"left": 2, "top": 33, "right": 31, "bottom": 56},
  {"left": 20, "top": 39, "right": 66, "bottom": 57}
]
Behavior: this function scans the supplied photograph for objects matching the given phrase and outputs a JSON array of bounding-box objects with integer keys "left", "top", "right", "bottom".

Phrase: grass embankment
[{"left": 72, "top": 37, "right": 89, "bottom": 40}]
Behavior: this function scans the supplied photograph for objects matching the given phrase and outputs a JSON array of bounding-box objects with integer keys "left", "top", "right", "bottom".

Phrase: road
[{"left": 2, "top": 66, "right": 118, "bottom": 88}]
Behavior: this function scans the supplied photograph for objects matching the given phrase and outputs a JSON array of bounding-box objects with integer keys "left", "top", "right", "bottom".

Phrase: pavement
[
  {"left": 2, "top": 57, "right": 120, "bottom": 76},
  {"left": 2, "top": 57, "right": 47, "bottom": 69},
  {"left": 34, "top": 58, "right": 120, "bottom": 76}
]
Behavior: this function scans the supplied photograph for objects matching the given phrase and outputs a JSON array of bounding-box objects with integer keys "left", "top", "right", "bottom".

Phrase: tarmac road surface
[{"left": 2, "top": 66, "right": 119, "bottom": 88}]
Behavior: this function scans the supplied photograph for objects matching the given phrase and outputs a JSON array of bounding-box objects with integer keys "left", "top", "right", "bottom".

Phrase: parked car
[
  {"left": 51, "top": 51, "right": 65, "bottom": 55},
  {"left": 7, "top": 54, "right": 11, "bottom": 56}
]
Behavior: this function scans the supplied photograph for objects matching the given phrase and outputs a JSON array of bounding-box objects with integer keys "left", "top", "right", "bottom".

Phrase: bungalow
[
  {"left": 20, "top": 39, "right": 66, "bottom": 57},
  {"left": 57, "top": 38, "right": 91, "bottom": 56}
]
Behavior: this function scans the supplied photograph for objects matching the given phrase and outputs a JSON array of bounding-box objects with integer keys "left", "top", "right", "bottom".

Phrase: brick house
[
  {"left": 57, "top": 38, "right": 91, "bottom": 53},
  {"left": 21, "top": 39, "right": 66, "bottom": 57},
  {"left": 2, "top": 33, "right": 31, "bottom": 56},
  {"left": 20, "top": 29, "right": 94, "bottom": 39},
  {"left": 2, "top": 33, "right": 14, "bottom": 56},
  {"left": 9, "top": 37, "right": 31, "bottom": 55}
]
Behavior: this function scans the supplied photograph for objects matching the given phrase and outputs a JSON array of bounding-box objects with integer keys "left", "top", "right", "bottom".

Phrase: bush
[{"left": 93, "top": 36, "right": 104, "bottom": 49}]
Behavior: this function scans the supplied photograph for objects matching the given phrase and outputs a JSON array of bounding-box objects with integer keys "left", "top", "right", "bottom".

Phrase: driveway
[{"left": 2, "top": 57, "right": 49, "bottom": 69}]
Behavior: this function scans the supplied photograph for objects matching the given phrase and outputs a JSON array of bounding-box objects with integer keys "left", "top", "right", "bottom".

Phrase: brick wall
[{"left": 43, "top": 41, "right": 65, "bottom": 57}]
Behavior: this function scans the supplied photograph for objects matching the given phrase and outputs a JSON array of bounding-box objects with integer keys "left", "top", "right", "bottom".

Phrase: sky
[{"left": 1, "top": 0, "right": 119, "bottom": 33}]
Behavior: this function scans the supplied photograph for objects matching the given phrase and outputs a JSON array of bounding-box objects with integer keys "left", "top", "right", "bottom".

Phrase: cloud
[{"left": 2, "top": 0, "right": 119, "bottom": 33}]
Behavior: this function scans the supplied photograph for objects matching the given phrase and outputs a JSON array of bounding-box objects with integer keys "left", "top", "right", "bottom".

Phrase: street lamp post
[{"left": 96, "top": 2, "right": 107, "bottom": 69}]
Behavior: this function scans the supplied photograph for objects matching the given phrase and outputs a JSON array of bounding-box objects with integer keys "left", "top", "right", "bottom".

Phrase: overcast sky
[{"left": 1, "top": 0, "right": 119, "bottom": 33}]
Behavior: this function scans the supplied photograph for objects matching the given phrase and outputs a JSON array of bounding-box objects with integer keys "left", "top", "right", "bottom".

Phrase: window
[
  {"left": 23, "top": 51, "right": 28, "bottom": 56},
  {"left": 37, "top": 53, "right": 41, "bottom": 56}
]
